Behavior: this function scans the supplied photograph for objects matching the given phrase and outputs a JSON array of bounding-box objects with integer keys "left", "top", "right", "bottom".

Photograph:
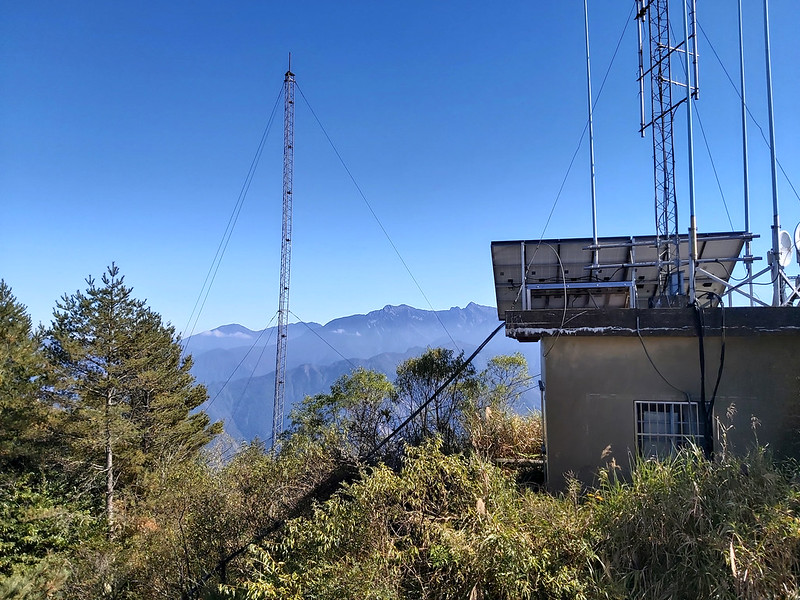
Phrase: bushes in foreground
[
  {"left": 229, "top": 442, "right": 800, "bottom": 600},
  {"left": 595, "top": 447, "right": 800, "bottom": 599}
]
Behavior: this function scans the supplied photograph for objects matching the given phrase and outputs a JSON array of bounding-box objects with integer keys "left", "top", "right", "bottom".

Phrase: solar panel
[{"left": 491, "top": 232, "right": 749, "bottom": 319}]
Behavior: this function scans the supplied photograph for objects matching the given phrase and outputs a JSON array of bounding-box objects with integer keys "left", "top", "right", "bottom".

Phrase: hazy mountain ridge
[{"left": 185, "top": 303, "right": 540, "bottom": 442}]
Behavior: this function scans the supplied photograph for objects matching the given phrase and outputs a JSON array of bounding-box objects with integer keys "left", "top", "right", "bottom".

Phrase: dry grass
[
  {"left": 467, "top": 406, "right": 543, "bottom": 460},
  {"left": 593, "top": 446, "right": 800, "bottom": 599}
]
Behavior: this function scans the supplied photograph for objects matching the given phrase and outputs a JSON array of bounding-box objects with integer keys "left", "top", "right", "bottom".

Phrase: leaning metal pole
[{"left": 273, "top": 62, "right": 295, "bottom": 450}]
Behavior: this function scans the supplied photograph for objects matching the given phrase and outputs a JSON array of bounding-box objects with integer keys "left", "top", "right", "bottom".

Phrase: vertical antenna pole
[
  {"left": 636, "top": 0, "right": 646, "bottom": 137},
  {"left": 584, "top": 0, "right": 599, "bottom": 265},
  {"left": 273, "top": 57, "right": 295, "bottom": 450},
  {"left": 763, "top": 0, "right": 783, "bottom": 306},
  {"left": 683, "top": 0, "right": 698, "bottom": 304},
  {"left": 738, "top": 0, "right": 753, "bottom": 305},
  {"left": 690, "top": 0, "right": 699, "bottom": 99}
]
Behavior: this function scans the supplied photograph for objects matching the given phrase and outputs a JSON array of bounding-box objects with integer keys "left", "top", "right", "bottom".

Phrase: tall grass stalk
[{"left": 593, "top": 446, "right": 800, "bottom": 599}]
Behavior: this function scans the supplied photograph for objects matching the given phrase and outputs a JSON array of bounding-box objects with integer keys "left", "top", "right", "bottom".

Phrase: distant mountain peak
[
  {"left": 201, "top": 324, "right": 257, "bottom": 338},
  {"left": 379, "top": 304, "right": 413, "bottom": 315}
]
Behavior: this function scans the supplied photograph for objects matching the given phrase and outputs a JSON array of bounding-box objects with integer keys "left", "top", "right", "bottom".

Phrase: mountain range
[{"left": 184, "top": 303, "right": 540, "bottom": 442}]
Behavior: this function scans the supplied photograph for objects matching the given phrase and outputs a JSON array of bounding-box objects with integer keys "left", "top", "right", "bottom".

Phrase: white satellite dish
[
  {"left": 794, "top": 223, "right": 800, "bottom": 265},
  {"left": 778, "top": 230, "right": 793, "bottom": 267}
]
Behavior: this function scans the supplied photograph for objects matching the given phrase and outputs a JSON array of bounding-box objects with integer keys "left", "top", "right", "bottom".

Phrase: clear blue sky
[{"left": 2, "top": 1, "right": 798, "bottom": 334}]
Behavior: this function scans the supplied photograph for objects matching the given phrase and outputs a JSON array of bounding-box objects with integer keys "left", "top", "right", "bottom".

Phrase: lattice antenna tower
[
  {"left": 273, "top": 58, "right": 295, "bottom": 449},
  {"left": 636, "top": 0, "right": 698, "bottom": 302}
]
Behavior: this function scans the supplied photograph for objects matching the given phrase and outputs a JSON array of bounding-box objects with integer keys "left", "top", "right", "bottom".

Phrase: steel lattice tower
[
  {"left": 273, "top": 63, "right": 295, "bottom": 449},
  {"left": 636, "top": 0, "right": 697, "bottom": 302}
]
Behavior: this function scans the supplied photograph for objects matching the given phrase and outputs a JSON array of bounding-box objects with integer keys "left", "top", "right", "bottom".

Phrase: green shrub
[
  {"left": 230, "top": 439, "right": 607, "bottom": 600},
  {"left": 593, "top": 446, "right": 800, "bottom": 599}
]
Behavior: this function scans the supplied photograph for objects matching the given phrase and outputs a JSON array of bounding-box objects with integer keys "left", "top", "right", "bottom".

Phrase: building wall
[{"left": 541, "top": 333, "right": 800, "bottom": 491}]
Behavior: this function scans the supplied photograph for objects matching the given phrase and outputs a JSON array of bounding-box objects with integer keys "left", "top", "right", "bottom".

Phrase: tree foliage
[
  {"left": 480, "top": 352, "right": 532, "bottom": 409},
  {"left": 44, "top": 265, "right": 221, "bottom": 535},
  {"left": 0, "top": 281, "right": 50, "bottom": 470},
  {"left": 287, "top": 367, "right": 395, "bottom": 463},
  {"left": 0, "top": 474, "right": 92, "bottom": 580},
  {"left": 393, "top": 348, "right": 480, "bottom": 453}
]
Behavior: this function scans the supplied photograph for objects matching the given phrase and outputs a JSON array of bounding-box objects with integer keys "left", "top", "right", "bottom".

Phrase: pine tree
[
  {"left": 0, "top": 281, "right": 49, "bottom": 470},
  {"left": 44, "top": 264, "right": 221, "bottom": 536}
]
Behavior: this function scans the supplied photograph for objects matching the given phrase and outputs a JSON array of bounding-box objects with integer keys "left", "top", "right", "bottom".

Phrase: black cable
[
  {"left": 697, "top": 21, "right": 800, "bottom": 205},
  {"left": 708, "top": 294, "right": 726, "bottom": 418},
  {"left": 294, "top": 83, "right": 461, "bottom": 354},
  {"left": 635, "top": 315, "right": 687, "bottom": 395},
  {"left": 540, "top": 243, "right": 568, "bottom": 359},
  {"left": 692, "top": 103, "right": 734, "bottom": 229},
  {"left": 364, "top": 321, "right": 506, "bottom": 463},
  {"left": 185, "top": 513, "right": 286, "bottom": 599},
  {"left": 693, "top": 302, "right": 714, "bottom": 458},
  {"left": 288, "top": 310, "right": 359, "bottom": 370},
  {"left": 203, "top": 313, "right": 278, "bottom": 412},
  {"left": 181, "top": 86, "right": 284, "bottom": 347},
  {"left": 694, "top": 302, "right": 707, "bottom": 406},
  {"left": 711, "top": 258, "right": 743, "bottom": 283},
  {"left": 236, "top": 325, "right": 278, "bottom": 407},
  {"left": 187, "top": 321, "right": 506, "bottom": 598}
]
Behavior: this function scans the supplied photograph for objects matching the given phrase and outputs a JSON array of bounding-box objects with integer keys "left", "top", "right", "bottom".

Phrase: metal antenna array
[
  {"left": 636, "top": 0, "right": 698, "bottom": 305},
  {"left": 273, "top": 59, "right": 295, "bottom": 449}
]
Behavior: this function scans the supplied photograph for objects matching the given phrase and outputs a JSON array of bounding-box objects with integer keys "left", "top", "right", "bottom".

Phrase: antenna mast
[
  {"left": 273, "top": 57, "right": 295, "bottom": 449},
  {"left": 636, "top": 0, "right": 698, "bottom": 305}
]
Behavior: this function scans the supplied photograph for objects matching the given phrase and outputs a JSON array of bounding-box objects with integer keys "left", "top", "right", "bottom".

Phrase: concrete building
[{"left": 491, "top": 233, "right": 800, "bottom": 490}]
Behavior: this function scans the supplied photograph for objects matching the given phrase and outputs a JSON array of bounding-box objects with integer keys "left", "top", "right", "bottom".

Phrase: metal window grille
[{"left": 635, "top": 400, "right": 704, "bottom": 459}]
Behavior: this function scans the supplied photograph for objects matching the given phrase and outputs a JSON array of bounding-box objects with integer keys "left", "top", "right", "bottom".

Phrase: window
[{"left": 635, "top": 401, "right": 704, "bottom": 459}]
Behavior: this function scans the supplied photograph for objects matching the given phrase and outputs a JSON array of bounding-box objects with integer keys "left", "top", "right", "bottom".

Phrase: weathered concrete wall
[{"left": 541, "top": 332, "right": 800, "bottom": 491}]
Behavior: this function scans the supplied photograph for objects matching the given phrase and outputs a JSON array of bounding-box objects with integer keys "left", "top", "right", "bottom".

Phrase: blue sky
[{"left": 2, "top": 1, "right": 798, "bottom": 334}]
